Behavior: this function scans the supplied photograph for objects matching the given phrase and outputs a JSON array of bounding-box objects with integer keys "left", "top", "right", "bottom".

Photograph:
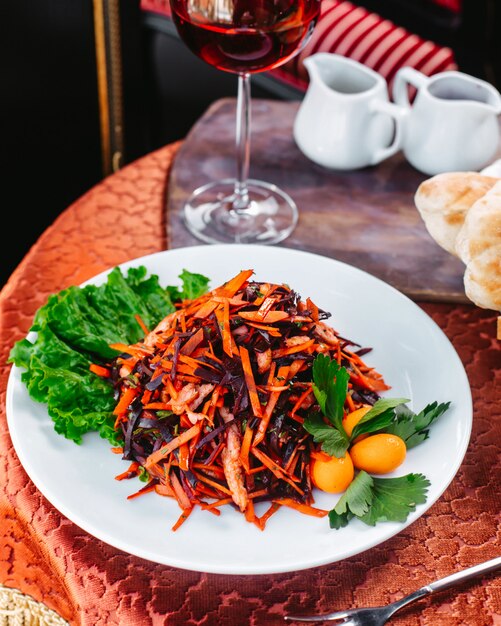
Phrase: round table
[{"left": 1, "top": 140, "right": 499, "bottom": 626}]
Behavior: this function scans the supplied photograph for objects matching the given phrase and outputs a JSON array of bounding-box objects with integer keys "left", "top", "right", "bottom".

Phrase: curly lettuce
[{"left": 8, "top": 266, "right": 209, "bottom": 444}]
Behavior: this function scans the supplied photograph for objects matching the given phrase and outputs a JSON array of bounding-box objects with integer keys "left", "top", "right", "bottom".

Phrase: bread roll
[
  {"left": 455, "top": 180, "right": 501, "bottom": 311},
  {"left": 414, "top": 172, "right": 498, "bottom": 256}
]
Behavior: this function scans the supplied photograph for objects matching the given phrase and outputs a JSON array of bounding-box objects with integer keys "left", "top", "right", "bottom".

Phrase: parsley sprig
[
  {"left": 302, "top": 354, "right": 451, "bottom": 529},
  {"left": 384, "top": 401, "right": 451, "bottom": 449},
  {"left": 329, "top": 471, "right": 431, "bottom": 528},
  {"left": 303, "top": 355, "right": 350, "bottom": 456}
]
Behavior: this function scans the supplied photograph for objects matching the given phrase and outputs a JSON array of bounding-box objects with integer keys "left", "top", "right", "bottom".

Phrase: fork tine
[
  {"left": 284, "top": 609, "right": 353, "bottom": 622},
  {"left": 283, "top": 618, "right": 346, "bottom": 623}
]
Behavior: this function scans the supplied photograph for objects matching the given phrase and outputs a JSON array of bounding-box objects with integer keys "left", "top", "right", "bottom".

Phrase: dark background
[
  {"left": 2, "top": 0, "right": 499, "bottom": 289},
  {"left": 2, "top": 3, "right": 102, "bottom": 286}
]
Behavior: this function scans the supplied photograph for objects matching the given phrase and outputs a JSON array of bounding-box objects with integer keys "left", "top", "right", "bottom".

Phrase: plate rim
[{"left": 5, "top": 244, "right": 473, "bottom": 574}]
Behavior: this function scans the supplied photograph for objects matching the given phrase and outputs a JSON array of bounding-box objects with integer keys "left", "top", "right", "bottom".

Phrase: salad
[{"left": 9, "top": 266, "right": 450, "bottom": 532}]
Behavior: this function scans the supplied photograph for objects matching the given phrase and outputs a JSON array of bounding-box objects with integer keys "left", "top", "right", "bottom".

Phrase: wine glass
[{"left": 169, "top": 0, "right": 321, "bottom": 244}]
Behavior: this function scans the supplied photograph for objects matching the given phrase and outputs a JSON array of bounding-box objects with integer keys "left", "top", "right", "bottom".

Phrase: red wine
[{"left": 170, "top": 0, "right": 320, "bottom": 74}]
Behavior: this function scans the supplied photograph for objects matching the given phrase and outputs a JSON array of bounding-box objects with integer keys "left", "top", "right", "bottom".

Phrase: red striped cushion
[
  {"left": 275, "top": 0, "right": 457, "bottom": 92},
  {"left": 140, "top": 0, "right": 458, "bottom": 93},
  {"left": 430, "top": 0, "right": 462, "bottom": 12},
  {"left": 140, "top": 0, "right": 462, "bottom": 18}
]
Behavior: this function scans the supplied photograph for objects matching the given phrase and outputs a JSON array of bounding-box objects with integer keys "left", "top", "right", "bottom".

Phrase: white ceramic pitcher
[
  {"left": 393, "top": 67, "right": 501, "bottom": 175},
  {"left": 293, "top": 53, "right": 404, "bottom": 170}
]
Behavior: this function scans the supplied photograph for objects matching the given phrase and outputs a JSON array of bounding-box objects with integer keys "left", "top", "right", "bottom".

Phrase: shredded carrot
[
  {"left": 165, "top": 376, "right": 178, "bottom": 400},
  {"left": 178, "top": 353, "right": 218, "bottom": 372},
  {"left": 253, "top": 283, "right": 277, "bottom": 306},
  {"left": 89, "top": 363, "right": 111, "bottom": 378},
  {"left": 291, "top": 387, "right": 313, "bottom": 417},
  {"left": 224, "top": 297, "right": 236, "bottom": 357},
  {"left": 266, "top": 361, "right": 277, "bottom": 385},
  {"left": 349, "top": 362, "right": 391, "bottom": 392},
  {"left": 248, "top": 464, "right": 267, "bottom": 474},
  {"left": 253, "top": 365, "right": 290, "bottom": 446},
  {"left": 178, "top": 442, "right": 190, "bottom": 472},
  {"left": 109, "top": 342, "right": 153, "bottom": 357},
  {"left": 217, "top": 269, "right": 254, "bottom": 297},
  {"left": 192, "top": 470, "right": 233, "bottom": 497},
  {"left": 172, "top": 507, "right": 193, "bottom": 531},
  {"left": 200, "top": 497, "right": 233, "bottom": 510},
  {"left": 115, "top": 358, "right": 135, "bottom": 378},
  {"left": 284, "top": 436, "right": 308, "bottom": 473},
  {"left": 239, "top": 345, "right": 263, "bottom": 418},
  {"left": 272, "top": 338, "right": 315, "bottom": 359},
  {"left": 191, "top": 462, "right": 225, "bottom": 478},
  {"left": 180, "top": 327, "right": 204, "bottom": 355},
  {"left": 195, "top": 483, "right": 223, "bottom": 500},
  {"left": 239, "top": 424, "right": 254, "bottom": 472},
  {"left": 244, "top": 498, "right": 256, "bottom": 524},
  {"left": 115, "top": 461, "right": 139, "bottom": 481},
  {"left": 258, "top": 384, "right": 289, "bottom": 392},
  {"left": 169, "top": 471, "right": 192, "bottom": 510},
  {"left": 345, "top": 391, "right": 356, "bottom": 412},
  {"left": 288, "top": 358, "right": 306, "bottom": 380},
  {"left": 310, "top": 450, "right": 332, "bottom": 462},
  {"left": 256, "top": 296, "right": 278, "bottom": 320},
  {"left": 113, "top": 387, "right": 137, "bottom": 416},
  {"left": 248, "top": 488, "right": 268, "bottom": 499},
  {"left": 251, "top": 447, "right": 304, "bottom": 495},
  {"left": 155, "top": 483, "right": 175, "bottom": 497},
  {"left": 194, "top": 300, "right": 219, "bottom": 319},
  {"left": 256, "top": 502, "right": 281, "bottom": 530},
  {"left": 289, "top": 315, "right": 313, "bottom": 323},
  {"left": 238, "top": 310, "right": 289, "bottom": 323},
  {"left": 246, "top": 321, "right": 282, "bottom": 337},
  {"left": 306, "top": 297, "right": 320, "bottom": 322},
  {"left": 143, "top": 402, "right": 171, "bottom": 410},
  {"left": 134, "top": 314, "right": 150, "bottom": 336},
  {"left": 145, "top": 423, "right": 201, "bottom": 467},
  {"left": 179, "top": 309, "right": 187, "bottom": 333},
  {"left": 127, "top": 482, "right": 156, "bottom": 500},
  {"left": 272, "top": 498, "right": 328, "bottom": 518}
]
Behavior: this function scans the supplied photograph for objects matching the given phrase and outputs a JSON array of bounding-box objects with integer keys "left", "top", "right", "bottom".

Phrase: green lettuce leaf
[
  {"left": 166, "top": 269, "right": 210, "bottom": 302},
  {"left": 8, "top": 266, "right": 209, "bottom": 444}
]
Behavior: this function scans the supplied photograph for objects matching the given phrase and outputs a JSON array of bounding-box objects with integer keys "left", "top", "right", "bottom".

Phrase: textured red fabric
[{"left": 0, "top": 142, "right": 500, "bottom": 626}]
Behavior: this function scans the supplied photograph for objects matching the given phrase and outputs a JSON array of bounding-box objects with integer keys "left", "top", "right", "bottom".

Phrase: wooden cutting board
[{"left": 166, "top": 97, "right": 470, "bottom": 304}]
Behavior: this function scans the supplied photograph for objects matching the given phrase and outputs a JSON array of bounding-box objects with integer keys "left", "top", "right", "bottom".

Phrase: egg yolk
[
  {"left": 311, "top": 452, "right": 355, "bottom": 493},
  {"left": 349, "top": 433, "right": 407, "bottom": 474}
]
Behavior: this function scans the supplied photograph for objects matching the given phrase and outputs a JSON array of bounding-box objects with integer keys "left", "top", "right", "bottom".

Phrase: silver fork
[{"left": 284, "top": 555, "right": 501, "bottom": 625}]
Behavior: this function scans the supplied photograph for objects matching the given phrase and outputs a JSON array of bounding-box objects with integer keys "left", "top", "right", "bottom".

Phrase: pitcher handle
[
  {"left": 369, "top": 99, "right": 407, "bottom": 165},
  {"left": 393, "top": 66, "right": 429, "bottom": 107}
]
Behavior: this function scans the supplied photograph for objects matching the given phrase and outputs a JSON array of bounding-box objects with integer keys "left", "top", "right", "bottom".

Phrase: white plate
[{"left": 6, "top": 244, "right": 472, "bottom": 575}]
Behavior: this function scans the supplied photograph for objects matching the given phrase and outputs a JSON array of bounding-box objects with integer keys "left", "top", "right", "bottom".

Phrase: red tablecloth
[{"left": 1, "top": 141, "right": 499, "bottom": 626}]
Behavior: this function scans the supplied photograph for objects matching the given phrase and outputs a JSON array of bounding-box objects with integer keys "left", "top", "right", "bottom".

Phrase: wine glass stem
[{"left": 234, "top": 72, "right": 251, "bottom": 211}]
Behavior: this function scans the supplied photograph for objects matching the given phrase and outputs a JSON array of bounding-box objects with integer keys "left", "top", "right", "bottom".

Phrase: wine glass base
[{"left": 183, "top": 179, "right": 298, "bottom": 245}]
